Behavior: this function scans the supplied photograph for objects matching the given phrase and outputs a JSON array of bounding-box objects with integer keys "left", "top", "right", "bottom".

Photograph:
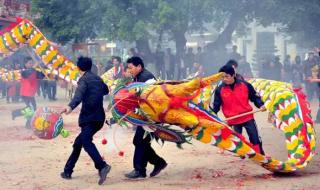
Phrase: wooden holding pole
[
  {"left": 223, "top": 109, "right": 263, "bottom": 122},
  {"left": 25, "top": 47, "right": 50, "bottom": 79}
]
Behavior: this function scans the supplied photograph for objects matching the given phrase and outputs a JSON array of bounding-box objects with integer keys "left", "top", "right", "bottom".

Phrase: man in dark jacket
[
  {"left": 304, "top": 52, "right": 320, "bottom": 101},
  {"left": 124, "top": 56, "right": 167, "bottom": 179},
  {"left": 212, "top": 65, "right": 266, "bottom": 155},
  {"left": 60, "top": 57, "right": 111, "bottom": 185}
]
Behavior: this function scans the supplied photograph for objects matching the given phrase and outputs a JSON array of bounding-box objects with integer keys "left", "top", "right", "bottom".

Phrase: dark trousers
[
  {"left": 40, "top": 80, "right": 48, "bottom": 98},
  {"left": 316, "top": 97, "right": 320, "bottom": 122},
  {"left": 47, "top": 80, "right": 57, "bottom": 100},
  {"left": 133, "top": 126, "right": 165, "bottom": 173},
  {"left": 166, "top": 70, "right": 174, "bottom": 80},
  {"left": 0, "top": 81, "right": 5, "bottom": 98},
  {"left": 305, "top": 83, "right": 320, "bottom": 101},
  {"left": 156, "top": 64, "right": 165, "bottom": 79},
  {"left": 233, "top": 119, "right": 265, "bottom": 155},
  {"left": 1, "top": 86, "right": 6, "bottom": 98},
  {"left": 64, "top": 121, "right": 107, "bottom": 174},
  {"left": 316, "top": 109, "right": 320, "bottom": 122},
  {"left": 178, "top": 68, "right": 186, "bottom": 80},
  {"left": 14, "top": 83, "right": 20, "bottom": 102},
  {"left": 11, "top": 96, "right": 36, "bottom": 128},
  {"left": 22, "top": 96, "right": 37, "bottom": 110}
]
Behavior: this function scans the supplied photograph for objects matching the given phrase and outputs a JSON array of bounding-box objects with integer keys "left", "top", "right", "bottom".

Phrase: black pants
[
  {"left": 40, "top": 80, "right": 48, "bottom": 98},
  {"left": 47, "top": 80, "right": 57, "bottom": 100},
  {"left": 178, "top": 68, "right": 186, "bottom": 80},
  {"left": 305, "top": 83, "right": 320, "bottom": 101},
  {"left": 0, "top": 81, "right": 5, "bottom": 98},
  {"left": 14, "top": 83, "right": 20, "bottom": 102},
  {"left": 22, "top": 96, "right": 37, "bottom": 110},
  {"left": 156, "top": 64, "right": 165, "bottom": 79},
  {"left": 233, "top": 119, "right": 265, "bottom": 155},
  {"left": 12, "top": 96, "right": 36, "bottom": 113},
  {"left": 64, "top": 121, "right": 107, "bottom": 174},
  {"left": 166, "top": 70, "right": 174, "bottom": 80},
  {"left": 11, "top": 96, "right": 36, "bottom": 128},
  {"left": 316, "top": 96, "right": 320, "bottom": 122},
  {"left": 133, "top": 126, "right": 165, "bottom": 174},
  {"left": 1, "top": 87, "right": 6, "bottom": 98}
]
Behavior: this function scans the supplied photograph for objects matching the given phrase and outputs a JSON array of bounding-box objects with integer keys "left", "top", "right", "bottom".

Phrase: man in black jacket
[
  {"left": 60, "top": 57, "right": 111, "bottom": 185},
  {"left": 124, "top": 57, "right": 167, "bottom": 179}
]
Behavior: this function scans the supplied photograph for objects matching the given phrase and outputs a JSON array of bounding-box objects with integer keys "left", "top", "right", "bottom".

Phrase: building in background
[
  {"left": 235, "top": 22, "right": 298, "bottom": 76},
  {"left": 184, "top": 22, "right": 298, "bottom": 77}
]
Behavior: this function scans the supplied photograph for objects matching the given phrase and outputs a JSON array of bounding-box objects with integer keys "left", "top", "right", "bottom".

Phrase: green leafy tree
[
  {"left": 100, "top": 0, "right": 158, "bottom": 58},
  {"left": 32, "top": 0, "right": 107, "bottom": 44},
  {"left": 32, "top": 0, "right": 320, "bottom": 55}
]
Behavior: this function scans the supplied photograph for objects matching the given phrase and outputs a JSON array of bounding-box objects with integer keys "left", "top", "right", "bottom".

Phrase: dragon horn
[{"left": 200, "top": 72, "right": 224, "bottom": 87}]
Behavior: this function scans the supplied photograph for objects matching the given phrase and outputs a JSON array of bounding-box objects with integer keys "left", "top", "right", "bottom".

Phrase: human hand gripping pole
[
  {"left": 223, "top": 106, "right": 266, "bottom": 122},
  {"left": 60, "top": 106, "right": 72, "bottom": 115}
]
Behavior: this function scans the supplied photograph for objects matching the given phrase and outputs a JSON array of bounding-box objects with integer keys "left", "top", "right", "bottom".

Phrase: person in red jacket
[
  {"left": 111, "top": 56, "right": 126, "bottom": 79},
  {"left": 212, "top": 64, "right": 266, "bottom": 155},
  {"left": 12, "top": 57, "right": 44, "bottom": 127}
]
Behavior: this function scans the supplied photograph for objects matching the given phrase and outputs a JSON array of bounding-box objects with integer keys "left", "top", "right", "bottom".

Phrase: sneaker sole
[{"left": 123, "top": 177, "right": 146, "bottom": 180}]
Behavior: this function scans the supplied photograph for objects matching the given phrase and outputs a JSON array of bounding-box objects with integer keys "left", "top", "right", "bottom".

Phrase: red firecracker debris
[
  {"left": 118, "top": 151, "right": 124, "bottom": 157},
  {"left": 194, "top": 173, "right": 202, "bottom": 180},
  {"left": 101, "top": 138, "right": 107, "bottom": 145}
]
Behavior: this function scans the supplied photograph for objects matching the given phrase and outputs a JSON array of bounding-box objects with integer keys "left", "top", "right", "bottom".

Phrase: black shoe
[
  {"left": 98, "top": 164, "right": 111, "bottom": 185},
  {"left": 125, "top": 170, "right": 146, "bottom": 179},
  {"left": 11, "top": 110, "right": 21, "bottom": 120},
  {"left": 60, "top": 172, "right": 72, "bottom": 180},
  {"left": 150, "top": 162, "right": 167, "bottom": 177}
]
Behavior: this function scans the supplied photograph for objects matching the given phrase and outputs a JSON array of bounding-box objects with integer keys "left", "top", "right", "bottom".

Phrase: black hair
[
  {"left": 24, "top": 57, "right": 32, "bottom": 63},
  {"left": 129, "top": 48, "right": 136, "bottom": 53},
  {"left": 112, "top": 56, "right": 122, "bottom": 63},
  {"left": 219, "top": 65, "right": 235, "bottom": 76},
  {"left": 126, "top": 56, "right": 144, "bottom": 69},
  {"left": 77, "top": 56, "right": 92, "bottom": 71},
  {"left": 226, "top": 59, "right": 238, "bottom": 68}
]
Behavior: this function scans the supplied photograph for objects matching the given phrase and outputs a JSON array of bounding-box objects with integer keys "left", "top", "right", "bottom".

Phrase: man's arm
[
  {"left": 102, "top": 81, "right": 109, "bottom": 95},
  {"left": 141, "top": 72, "right": 155, "bottom": 82},
  {"left": 211, "top": 87, "right": 222, "bottom": 114},
  {"left": 68, "top": 79, "right": 87, "bottom": 110},
  {"left": 36, "top": 70, "right": 45, "bottom": 79},
  {"left": 246, "top": 81, "right": 264, "bottom": 108},
  {"left": 308, "top": 78, "right": 320, "bottom": 82}
]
